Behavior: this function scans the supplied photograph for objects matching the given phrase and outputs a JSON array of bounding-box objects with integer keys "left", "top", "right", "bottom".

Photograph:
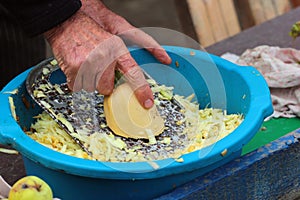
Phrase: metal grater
[{"left": 26, "top": 58, "right": 188, "bottom": 159}]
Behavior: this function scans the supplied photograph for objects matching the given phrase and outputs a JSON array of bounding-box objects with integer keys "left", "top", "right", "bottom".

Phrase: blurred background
[
  {"left": 1, "top": 0, "right": 300, "bottom": 89},
  {"left": 103, "top": 0, "right": 300, "bottom": 46}
]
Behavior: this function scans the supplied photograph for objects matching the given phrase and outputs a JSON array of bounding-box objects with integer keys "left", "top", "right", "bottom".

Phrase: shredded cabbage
[{"left": 26, "top": 81, "right": 243, "bottom": 162}]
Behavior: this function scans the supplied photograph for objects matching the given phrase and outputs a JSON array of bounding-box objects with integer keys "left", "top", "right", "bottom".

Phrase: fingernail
[{"left": 144, "top": 99, "right": 154, "bottom": 108}]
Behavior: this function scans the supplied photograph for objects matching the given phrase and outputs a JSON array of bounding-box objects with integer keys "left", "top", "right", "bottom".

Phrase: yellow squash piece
[{"left": 104, "top": 83, "right": 165, "bottom": 139}]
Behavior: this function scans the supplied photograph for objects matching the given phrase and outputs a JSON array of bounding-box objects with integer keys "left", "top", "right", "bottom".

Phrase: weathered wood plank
[
  {"left": 218, "top": 0, "right": 241, "bottom": 36},
  {"left": 184, "top": 0, "right": 293, "bottom": 47},
  {"left": 234, "top": 0, "right": 256, "bottom": 30},
  {"left": 186, "top": 0, "right": 215, "bottom": 46},
  {"left": 174, "top": 0, "right": 199, "bottom": 42},
  {"left": 248, "top": 0, "right": 266, "bottom": 24},
  {"left": 261, "top": 0, "right": 277, "bottom": 20},
  {"left": 204, "top": 0, "right": 229, "bottom": 41},
  {"left": 273, "top": 0, "right": 291, "bottom": 15}
]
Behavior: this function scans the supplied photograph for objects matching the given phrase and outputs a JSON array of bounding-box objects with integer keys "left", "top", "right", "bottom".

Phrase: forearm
[{"left": 1, "top": 0, "right": 81, "bottom": 36}]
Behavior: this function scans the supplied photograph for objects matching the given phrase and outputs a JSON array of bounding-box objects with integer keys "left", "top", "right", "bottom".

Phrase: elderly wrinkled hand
[
  {"left": 81, "top": 0, "right": 172, "bottom": 64},
  {"left": 44, "top": 1, "right": 171, "bottom": 109}
]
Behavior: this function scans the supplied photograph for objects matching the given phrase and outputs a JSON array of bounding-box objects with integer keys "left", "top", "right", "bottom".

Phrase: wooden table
[{"left": 1, "top": 5, "right": 300, "bottom": 193}]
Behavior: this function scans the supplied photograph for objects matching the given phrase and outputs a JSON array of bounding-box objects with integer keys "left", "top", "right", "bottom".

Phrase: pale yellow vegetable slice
[{"left": 104, "top": 83, "right": 164, "bottom": 139}]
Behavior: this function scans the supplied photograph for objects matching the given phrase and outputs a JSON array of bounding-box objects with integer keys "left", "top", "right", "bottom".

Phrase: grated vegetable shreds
[
  {"left": 3, "top": 89, "right": 18, "bottom": 95},
  {"left": 26, "top": 83, "right": 244, "bottom": 162},
  {"left": 0, "top": 148, "right": 18, "bottom": 154},
  {"left": 8, "top": 96, "right": 17, "bottom": 121},
  {"left": 27, "top": 114, "right": 91, "bottom": 160}
]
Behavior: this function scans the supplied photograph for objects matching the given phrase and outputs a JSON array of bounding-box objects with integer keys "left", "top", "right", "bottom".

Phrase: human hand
[
  {"left": 81, "top": 0, "right": 172, "bottom": 65},
  {"left": 44, "top": 10, "right": 156, "bottom": 108}
]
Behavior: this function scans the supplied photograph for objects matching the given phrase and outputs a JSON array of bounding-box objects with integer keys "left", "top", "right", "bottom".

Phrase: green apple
[{"left": 8, "top": 176, "right": 53, "bottom": 200}]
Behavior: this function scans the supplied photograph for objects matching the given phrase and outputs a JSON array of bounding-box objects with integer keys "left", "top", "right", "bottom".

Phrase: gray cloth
[{"left": 222, "top": 45, "right": 300, "bottom": 118}]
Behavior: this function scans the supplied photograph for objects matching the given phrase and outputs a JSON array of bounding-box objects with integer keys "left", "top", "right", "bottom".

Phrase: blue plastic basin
[{"left": 0, "top": 46, "right": 273, "bottom": 200}]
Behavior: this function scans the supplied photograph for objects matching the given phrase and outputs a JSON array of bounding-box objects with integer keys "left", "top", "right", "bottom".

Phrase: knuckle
[{"left": 123, "top": 67, "right": 148, "bottom": 90}]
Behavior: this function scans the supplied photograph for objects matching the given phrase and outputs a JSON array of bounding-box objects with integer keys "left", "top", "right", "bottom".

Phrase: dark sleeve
[{"left": 1, "top": 0, "right": 82, "bottom": 37}]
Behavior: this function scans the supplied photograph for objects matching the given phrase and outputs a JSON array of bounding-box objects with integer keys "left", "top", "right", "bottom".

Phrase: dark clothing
[
  {"left": 1, "top": 0, "right": 82, "bottom": 37},
  {"left": 0, "top": 1, "right": 82, "bottom": 89},
  {"left": 0, "top": 15, "right": 46, "bottom": 89}
]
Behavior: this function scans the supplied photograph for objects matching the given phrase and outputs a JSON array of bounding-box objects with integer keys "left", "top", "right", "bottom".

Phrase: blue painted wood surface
[{"left": 156, "top": 128, "right": 300, "bottom": 200}]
